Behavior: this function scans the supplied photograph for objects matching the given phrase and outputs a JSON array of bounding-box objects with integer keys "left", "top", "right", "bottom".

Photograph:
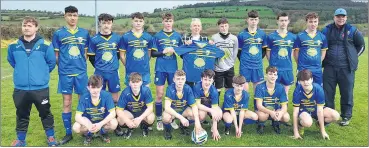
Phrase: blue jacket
[
  {"left": 7, "top": 36, "right": 56, "bottom": 90},
  {"left": 322, "top": 23, "right": 365, "bottom": 71}
]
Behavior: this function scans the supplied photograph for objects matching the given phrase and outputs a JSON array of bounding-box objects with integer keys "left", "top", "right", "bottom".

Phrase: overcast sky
[{"left": 1, "top": 1, "right": 214, "bottom": 16}]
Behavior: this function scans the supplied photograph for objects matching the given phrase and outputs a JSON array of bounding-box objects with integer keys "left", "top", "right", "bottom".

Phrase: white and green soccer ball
[{"left": 191, "top": 129, "right": 208, "bottom": 145}]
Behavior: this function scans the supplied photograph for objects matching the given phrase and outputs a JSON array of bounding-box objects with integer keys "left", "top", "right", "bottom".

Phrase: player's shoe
[
  {"left": 224, "top": 126, "right": 231, "bottom": 135},
  {"left": 47, "top": 136, "right": 58, "bottom": 146},
  {"left": 58, "top": 134, "right": 73, "bottom": 145},
  {"left": 124, "top": 128, "right": 133, "bottom": 139},
  {"left": 100, "top": 133, "right": 111, "bottom": 143},
  {"left": 179, "top": 123, "right": 190, "bottom": 135},
  {"left": 164, "top": 126, "right": 172, "bottom": 140},
  {"left": 257, "top": 124, "right": 265, "bottom": 134},
  {"left": 114, "top": 126, "right": 125, "bottom": 136},
  {"left": 272, "top": 121, "right": 281, "bottom": 134},
  {"left": 11, "top": 140, "right": 26, "bottom": 147},
  {"left": 339, "top": 118, "right": 350, "bottom": 126},
  {"left": 83, "top": 135, "right": 92, "bottom": 146},
  {"left": 171, "top": 120, "right": 179, "bottom": 129},
  {"left": 156, "top": 120, "right": 164, "bottom": 131},
  {"left": 141, "top": 123, "right": 149, "bottom": 137}
]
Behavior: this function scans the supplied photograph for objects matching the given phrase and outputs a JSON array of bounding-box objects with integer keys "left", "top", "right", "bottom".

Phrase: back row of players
[{"left": 9, "top": 5, "right": 341, "bottom": 146}]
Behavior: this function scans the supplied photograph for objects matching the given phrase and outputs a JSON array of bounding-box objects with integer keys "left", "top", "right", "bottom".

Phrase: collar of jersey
[{"left": 64, "top": 26, "right": 79, "bottom": 35}]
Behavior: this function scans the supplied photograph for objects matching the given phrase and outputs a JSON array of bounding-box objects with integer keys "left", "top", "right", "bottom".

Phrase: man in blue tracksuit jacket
[
  {"left": 7, "top": 17, "right": 57, "bottom": 146},
  {"left": 321, "top": 8, "right": 365, "bottom": 126}
]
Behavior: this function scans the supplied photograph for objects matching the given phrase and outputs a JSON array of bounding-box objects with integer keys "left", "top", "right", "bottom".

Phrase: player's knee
[
  {"left": 109, "top": 119, "right": 118, "bottom": 130},
  {"left": 223, "top": 113, "right": 232, "bottom": 123},
  {"left": 331, "top": 110, "right": 340, "bottom": 121},
  {"left": 72, "top": 122, "right": 81, "bottom": 133},
  {"left": 146, "top": 113, "right": 156, "bottom": 124},
  {"left": 300, "top": 118, "right": 313, "bottom": 127},
  {"left": 162, "top": 112, "right": 172, "bottom": 123},
  {"left": 249, "top": 112, "right": 258, "bottom": 120},
  {"left": 282, "top": 113, "right": 290, "bottom": 122},
  {"left": 257, "top": 112, "right": 268, "bottom": 121}
]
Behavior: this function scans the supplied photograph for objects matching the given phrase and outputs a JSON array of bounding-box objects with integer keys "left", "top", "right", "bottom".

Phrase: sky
[{"left": 1, "top": 1, "right": 215, "bottom": 16}]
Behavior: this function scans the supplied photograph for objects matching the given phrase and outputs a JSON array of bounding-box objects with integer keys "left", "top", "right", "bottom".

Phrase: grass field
[{"left": 1, "top": 38, "right": 368, "bottom": 146}]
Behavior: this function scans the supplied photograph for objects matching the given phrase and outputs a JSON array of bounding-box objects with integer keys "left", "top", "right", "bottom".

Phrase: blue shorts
[
  {"left": 240, "top": 68, "right": 264, "bottom": 83},
  {"left": 58, "top": 73, "right": 88, "bottom": 95},
  {"left": 94, "top": 70, "right": 121, "bottom": 93},
  {"left": 276, "top": 70, "right": 294, "bottom": 86},
  {"left": 124, "top": 73, "right": 151, "bottom": 86},
  {"left": 154, "top": 71, "right": 174, "bottom": 86},
  {"left": 298, "top": 107, "right": 326, "bottom": 120},
  {"left": 131, "top": 111, "right": 144, "bottom": 118}
]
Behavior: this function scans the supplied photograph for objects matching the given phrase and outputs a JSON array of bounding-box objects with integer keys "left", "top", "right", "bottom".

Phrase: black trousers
[
  {"left": 323, "top": 66, "right": 355, "bottom": 120},
  {"left": 13, "top": 87, "right": 54, "bottom": 132}
]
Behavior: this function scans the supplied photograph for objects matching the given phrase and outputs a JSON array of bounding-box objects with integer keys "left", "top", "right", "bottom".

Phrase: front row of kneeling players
[{"left": 73, "top": 67, "right": 339, "bottom": 145}]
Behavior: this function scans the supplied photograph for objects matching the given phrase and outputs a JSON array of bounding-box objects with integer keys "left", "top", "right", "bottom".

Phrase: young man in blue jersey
[
  {"left": 293, "top": 12, "right": 328, "bottom": 86},
  {"left": 152, "top": 12, "right": 183, "bottom": 131},
  {"left": 162, "top": 70, "right": 204, "bottom": 140},
  {"left": 116, "top": 72, "right": 155, "bottom": 139},
  {"left": 222, "top": 75, "right": 258, "bottom": 138},
  {"left": 266, "top": 12, "right": 297, "bottom": 98},
  {"left": 52, "top": 6, "right": 90, "bottom": 145},
  {"left": 8, "top": 17, "right": 57, "bottom": 146},
  {"left": 238, "top": 10, "right": 268, "bottom": 92},
  {"left": 119, "top": 12, "right": 156, "bottom": 88},
  {"left": 211, "top": 18, "right": 238, "bottom": 97},
  {"left": 87, "top": 13, "right": 121, "bottom": 103},
  {"left": 72, "top": 75, "right": 118, "bottom": 145},
  {"left": 254, "top": 66, "right": 290, "bottom": 134},
  {"left": 292, "top": 69, "right": 339, "bottom": 140},
  {"left": 193, "top": 70, "right": 223, "bottom": 141}
]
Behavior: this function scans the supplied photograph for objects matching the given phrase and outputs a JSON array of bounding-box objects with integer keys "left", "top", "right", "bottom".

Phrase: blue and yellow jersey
[
  {"left": 52, "top": 26, "right": 90, "bottom": 75},
  {"left": 174, "top": 41, "right": 225, "bottom": 83},
  {"left": 222, "top": 88, "right": 249, "bottom": 115},
  {"left": 295, "top": 31, "right": 328, "bottom": 71},
  {"left": 266, "top": 31, "right": 297, "bottom": 71},
  {"left": 116, "top": 86, "right": 153, "bottom": 113},
  {"left": 88, "top": 32, "right": 121, "bottom": 72},
  {"left": 254, "top": 81, "right": 288, "bottom": 110},
  {"left": 119, "top": 30, "right": 156, "bottom": 75},
  {"left": 76, "top": 90, "right": 115, "bottom": 123},
  {"left": 193, "top": 81, "right": 219, "bottom": 108},
  {"left": 292, "top": 83, "right": 325, "bottom": 112},
  {"left": 153, "top": 30, "right": 183, "bottom": 73},
  {"left": 165, "top": 83, "right": 196, "bottom": 113},
  {"left": 238, "top": 28, "right": 268, "bottom": 69}
]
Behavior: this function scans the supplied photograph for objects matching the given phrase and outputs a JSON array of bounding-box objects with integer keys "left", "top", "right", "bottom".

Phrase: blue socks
[
  {"left": 62, "top": 112, "right": 72, "bottom": 135},
  {"left": 244, "top": 118, "right": 257, "bottom": 125},
  {"left": 16, "top": 131, "right": 26, "bottom": 141},
  {"left": 164, "top": 123, "right": 172, "bottom": 129},
  {"left": 45, "top": 128, "right": 55, "bottom": 137},
  {"left": 155, "top": 102, "right": 163, "bottom": 119}
]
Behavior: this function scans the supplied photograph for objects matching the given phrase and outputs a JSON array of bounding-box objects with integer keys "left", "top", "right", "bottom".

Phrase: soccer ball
[{"left": 191, "top": 129, "right": 208, "bottom": 145}]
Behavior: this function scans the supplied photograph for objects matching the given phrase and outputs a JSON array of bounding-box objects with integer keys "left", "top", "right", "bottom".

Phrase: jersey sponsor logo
[
  {"left": 68, "top": 46, "right": 81, "bottom": 59},
  {"left": 133, "top": 48, "right": 145, "bottom": 60},
  {"left": 102, "top": 52, "right": 113, "bottom": 62},
  {"left": 307, "top": 48, "right": 318, "bottom": 57},
  {"left": 249, "top": 46, "right": 259, "bottom": 56},
  {"left": 194, "top": 58, "right": 206, "bottom": 69},
  {"left": 278, "top": 48, "right": 289, "bottom": 58}
]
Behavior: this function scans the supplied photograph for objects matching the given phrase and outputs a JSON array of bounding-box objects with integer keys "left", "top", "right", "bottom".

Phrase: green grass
[{"left": 1, "top": 38, "right": 368, "bottom": 146}]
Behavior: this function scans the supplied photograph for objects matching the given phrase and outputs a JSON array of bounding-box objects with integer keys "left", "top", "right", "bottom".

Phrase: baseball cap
[{"left": 334, "top": 8, "right": 347, "bottom": 16}]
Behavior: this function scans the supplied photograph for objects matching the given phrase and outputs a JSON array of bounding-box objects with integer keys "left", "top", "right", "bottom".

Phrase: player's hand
[
  {"left": 275, "top": 111, "right": 283, "bottom": 121},
  {"left": 291, "top": 133, "right": 303, "bottom": 140},
  {"left": 133, "top": 117, "right": 143, "bottom": 128},
  {"left": 90, "top": 123, "right": 101, "bottom": 133},
  {"left": 321, "top": 131, "right": 330, "bottom": 140},
  {"left": 195, "top": 126, "right": 204, "bottom": 135},
  {"left": 270, "top": 111, "right": 277, "bottom": 120},
  {"left": 212, "top": 128, "right": 221, "bottom": 141},
  {"left": 210, "top": 109, "right": 221, "bottom": 121},
  {"left": 185, "top": 40, "right": 192, "bottom": 45},
  {"left": 208, "top": 40, "right": 215, "bottom": 45},
  {"left": 235, "top": 128, "right": 242, "bottom": 138},
  {"left": 126, "top": 120, "right": 136, "bottom": 129},
  {"left": 180, "top": 117, "right": 189, "bottom": 127}
]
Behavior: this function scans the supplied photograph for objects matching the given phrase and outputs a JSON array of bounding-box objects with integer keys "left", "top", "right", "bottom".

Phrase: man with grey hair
[
  {"left": 321, "top": 8, "right": 365, "bottom": 126},
  {"left": 211, "top": 17, "right": 238, "bottom": 96}
]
